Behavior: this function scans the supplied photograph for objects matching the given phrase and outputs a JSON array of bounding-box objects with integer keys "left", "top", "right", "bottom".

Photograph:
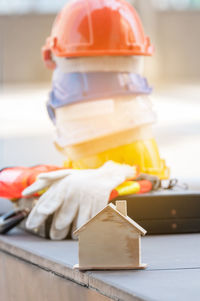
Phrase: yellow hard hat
[{"left": 63, "top": 138, "right": 170, "bottom": 180}]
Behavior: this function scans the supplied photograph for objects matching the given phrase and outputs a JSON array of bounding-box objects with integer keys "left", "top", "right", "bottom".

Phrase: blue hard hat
[{"left": 47, "top": 71, "right": 152, "bottom": 123}]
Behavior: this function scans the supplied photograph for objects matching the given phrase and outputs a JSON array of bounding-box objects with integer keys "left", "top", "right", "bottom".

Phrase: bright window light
[
  {"left": 153, "top": 0, "right": 200, "bottom": 10},
  {"left": 0, "top": 0, "right": 68, "bottom": 14}
]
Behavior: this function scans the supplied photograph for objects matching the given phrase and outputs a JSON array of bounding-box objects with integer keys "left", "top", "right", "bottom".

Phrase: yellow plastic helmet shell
[{"left": 63, "top": 138, "right": 170, "bottom": 180}]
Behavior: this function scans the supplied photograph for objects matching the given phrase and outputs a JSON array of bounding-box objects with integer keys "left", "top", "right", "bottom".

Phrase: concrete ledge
[{"left": 1, "top": 230, "right": 200, "bottom": 300}]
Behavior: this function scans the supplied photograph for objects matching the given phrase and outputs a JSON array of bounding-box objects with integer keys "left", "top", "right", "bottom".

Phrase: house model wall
[{"left": 74, "top": 201, "right": 147, "bottom": 270}]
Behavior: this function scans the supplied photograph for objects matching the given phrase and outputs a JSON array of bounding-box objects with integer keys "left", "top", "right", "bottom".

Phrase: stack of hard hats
[{"left": 42, "top": 0, "right": 169, "bottom": 179}]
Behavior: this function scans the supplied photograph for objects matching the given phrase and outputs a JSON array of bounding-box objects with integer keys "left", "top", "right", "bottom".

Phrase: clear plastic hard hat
[{"left": 54, "top": 95, "right": 156, "bottom": 147}]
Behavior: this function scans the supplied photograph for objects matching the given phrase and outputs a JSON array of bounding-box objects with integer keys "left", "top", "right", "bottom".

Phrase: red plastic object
[
  {"left": 109, "top": 189, "right": 119, "bottom": 201},
  {"left": 137, "top": 180, "right": 153, "bottom": 194},
  {"left": 0, "top": 165, "right": 62, "bottom": 200},
  {"left": 42, "top": 46, "right": 56, "bottom": 70},
  {"left": 43, "top": 0, "right": 154, "bottom": 68}
]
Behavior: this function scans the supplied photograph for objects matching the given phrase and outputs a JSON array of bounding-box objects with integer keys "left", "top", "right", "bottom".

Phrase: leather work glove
[{"left": 22, "top": 161, "right": 136, "bottom": 240}]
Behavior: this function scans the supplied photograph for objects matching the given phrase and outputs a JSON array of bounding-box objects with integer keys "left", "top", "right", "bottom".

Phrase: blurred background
[
  {"left": 1, "top": 0, "right": 200, "bottom": 83},
  {"left": 0, "top": 0, "right": 200, "bottom": 213}
]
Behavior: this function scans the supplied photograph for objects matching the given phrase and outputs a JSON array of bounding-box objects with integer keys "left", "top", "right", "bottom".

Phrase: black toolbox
[
  {"left": 1, "top": 190, "right": 200, "bottom": 237},
  {"left": 114, "top": 190, "right": 200, "bottom": 234}
]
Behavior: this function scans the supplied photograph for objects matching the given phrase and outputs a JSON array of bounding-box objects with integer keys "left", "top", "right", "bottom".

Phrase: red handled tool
[{"left": 109, "top": 180, "right": 153, "bottom": 201}]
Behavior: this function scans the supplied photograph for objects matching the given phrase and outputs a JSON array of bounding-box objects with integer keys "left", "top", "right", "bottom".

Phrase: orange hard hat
[{"left": 42, "top": 0, "right": 154, "bottom": 69}]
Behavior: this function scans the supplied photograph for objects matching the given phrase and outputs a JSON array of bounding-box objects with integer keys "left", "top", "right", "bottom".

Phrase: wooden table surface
[{"left": 0, "top": 229, "right": 200, "bottom": 301}]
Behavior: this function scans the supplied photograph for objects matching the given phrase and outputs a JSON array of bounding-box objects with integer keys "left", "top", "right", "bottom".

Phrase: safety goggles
[{"left": 47, "top": 71, "right": 152, "bottom": 123}]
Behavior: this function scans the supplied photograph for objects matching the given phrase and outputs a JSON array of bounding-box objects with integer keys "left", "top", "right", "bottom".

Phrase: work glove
[{"left": 22, "top": 161, "right": 136, "bottom": 240}]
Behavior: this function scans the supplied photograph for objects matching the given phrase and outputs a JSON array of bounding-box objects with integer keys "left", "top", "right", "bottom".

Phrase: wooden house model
[{"left": 74, "top": 200, "right": 147, "bottom": 270}]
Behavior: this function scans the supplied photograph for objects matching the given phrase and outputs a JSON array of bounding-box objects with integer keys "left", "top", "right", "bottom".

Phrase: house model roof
[{"left": 74, "top": 203, "right": 147, "bottom": 236}]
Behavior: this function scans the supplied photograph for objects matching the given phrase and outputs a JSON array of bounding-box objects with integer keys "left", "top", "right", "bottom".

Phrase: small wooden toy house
[{"left": 74, "top": 200, "right": 147, "bottom": 270}]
